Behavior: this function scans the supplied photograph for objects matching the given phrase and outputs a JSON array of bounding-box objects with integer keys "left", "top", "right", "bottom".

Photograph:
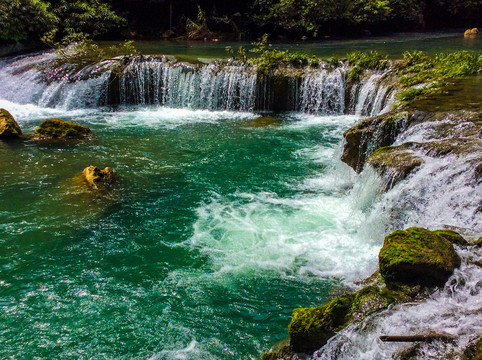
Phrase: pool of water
[
  {"left": 0, "top": 104, "right": 385, "bottom": 359},
  {"left": 99, "top": 31, "right": 482, "bottom": 61}
]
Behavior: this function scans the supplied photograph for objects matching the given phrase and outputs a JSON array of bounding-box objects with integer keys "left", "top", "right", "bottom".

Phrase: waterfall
[
  {"left": 310, "top": 115, "right": 482, "bottom": 360},
  {"left": 299, "top": 68, "right": 345, "bottom": 115},
  {"left": 117, "top": 58, "right": 258, "bottom": 111},
  {"left": 0, "top": 53, "right": 395, "bottom": 115},
  {"left": 349, "top": 72, "right": 394, "bottom": 117}
]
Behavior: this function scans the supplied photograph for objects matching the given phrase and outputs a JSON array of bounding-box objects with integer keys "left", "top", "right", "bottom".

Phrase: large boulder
[
  {"left": 379, "top": 227, "right": 461, "bottom": 286},
  {"left": 0, "top": 109, "right": 22, "bottom": 139},
  {"left": 82, "top": 166, "right": 119, "bottom": 190},
  {"left": 33, "top": 118, "right": 91, "bottom": 140}
]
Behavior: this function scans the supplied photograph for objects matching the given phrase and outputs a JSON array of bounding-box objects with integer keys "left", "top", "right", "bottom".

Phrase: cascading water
[
  {"left": 0, "top": 49, "right": 476, "bottom": 360},
  {"left": 310, "top": 115, "right": 482, "bottom": 360},
  {"left": 0, "top": 54, "right": 394, "bottom": 114},
  {"left": 118, "top": 58, "right": 258, "bottom": 111},
  {"left": 299, "top": 68, "right": 345, "bottom": 115}
]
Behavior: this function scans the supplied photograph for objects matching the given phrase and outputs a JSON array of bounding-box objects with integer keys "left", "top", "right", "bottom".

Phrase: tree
[{"left": 0, "top": 0, "right": 57, "bottom": 42}]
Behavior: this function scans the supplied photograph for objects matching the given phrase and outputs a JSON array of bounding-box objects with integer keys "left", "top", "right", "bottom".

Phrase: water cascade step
[{"left": 0, "top": 54, "right": 395, "bottom": 115}]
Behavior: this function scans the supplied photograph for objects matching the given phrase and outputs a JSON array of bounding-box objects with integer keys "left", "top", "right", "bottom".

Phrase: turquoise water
[
  {"left": 0, "top": 105, "right": 383, "bottom": 358},
  {"left": 100, "top": 32, "right": 482, "bottom": 61}
]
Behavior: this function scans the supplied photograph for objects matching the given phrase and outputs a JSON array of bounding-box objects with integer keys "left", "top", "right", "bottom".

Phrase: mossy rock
[
  {"left": 287, "top": 285, "right": 399, "bottom": 354},
  {"left": 379, "top": 227, "right": 461, "bottom": 286},
  {"left": 34, "top": 118, "right": 91, "bottom": 140},
  {"left": 433, "top": 230, "right": 468, "bottom": 246},
  {"left": 288, "top": 293, "right": 355, "bottom": 353},
  {"left": 261, "top": 345, "right": 299, "bottom": 360},
  {"left": 0, "top": 109, "right": 22, "bottom": 139}
]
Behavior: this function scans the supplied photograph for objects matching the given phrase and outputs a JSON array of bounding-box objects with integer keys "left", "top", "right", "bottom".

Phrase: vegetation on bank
[
  {"left": 395, "top": 51, "right": 482, "bottom": 104},
  {"left": 1, "top": 0, "right": 481, "bottom": 44}
]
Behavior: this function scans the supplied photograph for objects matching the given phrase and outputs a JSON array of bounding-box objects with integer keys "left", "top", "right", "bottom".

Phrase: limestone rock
[
  {"left": 82, "top": 166, "right": 119, "bottom": 190},
  {"left": 367, "top": 145, "right": 423, "bottom": 190},
  {"left": 464, "top": 28, "right": 479, "bottom": 38},
  {"left": 0, "top": 109, "right": 22, "bottom": 139},
  {"left": 341, "top": 111, "right": 410, "bottom": 172},
  {"left": 34, "top": 118, "right": 91, "bottom": 140},
  {"left": 379, "top": 227, "right": 461, "bottom": 286}
]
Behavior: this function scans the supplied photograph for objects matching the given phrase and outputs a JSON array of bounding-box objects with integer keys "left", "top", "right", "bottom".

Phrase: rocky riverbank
[{"left": 262, "top": 76, "right": 482, "bottom": 360}]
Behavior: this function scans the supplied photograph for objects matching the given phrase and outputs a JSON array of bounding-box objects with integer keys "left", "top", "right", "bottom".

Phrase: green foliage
[
  {"left": 0, "top": 0, "right": 125, "bottom": 43},
  {"left": 185, "top": 6, "right": 216, "bottom": 40},
  {"left": 50, "top": 0, "right": 126, "bottom": 38},
  {"left": 0, "top": 0, "right": 57, "bottom": 42},
  {"left": 225, "top": 46, "right": 248, "bottom": 62},
  {"left": 40, "top": 32, "right": 139, "bottom": 82},
  {"left": 253, "top": 0, "right": 391, "bottom": 36},
  {"left": 396, "top": 50, "right": 482, "bottom": 105},
  {"left": 249, "top": 34, "right": 317, "bottom": 70},
  {"left": 346, "top": 50, "right": 389, "bottom": 80}
]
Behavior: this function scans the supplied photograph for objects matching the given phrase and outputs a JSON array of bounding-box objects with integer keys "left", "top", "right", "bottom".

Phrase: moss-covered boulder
[
  {"left": 287, "top": 286, "right": 398, "bottom": 354},
  {"left": 33, "top": 118, "right": 91, "bottom": 140},
  {"left": 379, "top": 227, "right": 461, "bottom": 286},
  {"left": 0, "top": 109, "right": 22, "bottom": 139},
  {"left": 82, "top": 166, "right": 119, "bottom": 190}
]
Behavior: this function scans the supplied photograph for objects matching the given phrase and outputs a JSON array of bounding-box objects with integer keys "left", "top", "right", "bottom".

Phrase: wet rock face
[
  {"left": 287, "top": 286, "right": 398, "bottom": 354},
  {"left": 379, "top": 227, "right": 461, "bottom": 287},
  {"left": 341, "top": 111, "right": 410, "bottom": 172},
  {"left": 0, "top": 109, "right": 22, "bottom": 139},
  {"left": 82, "top": 166, "right": 119, "bottom": 190},
  {"left": 33, "top": 118, "right": 91, "bottom": 140},
  {"left": 367, "top": 145, "right": 423, "bottom": 190}
]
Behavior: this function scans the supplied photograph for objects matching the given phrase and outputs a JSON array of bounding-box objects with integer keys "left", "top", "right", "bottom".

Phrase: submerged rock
[
  {"left": 0, "top": 109, "right": 22, "bottom": 139},
  {"left": 81, "top": 166, "right": 119, "bottom": 190},
  {"left": 33, "top": 118, "right": 92, "bottom": 140},
  {"left": 379, "top": 227, "right": 461, "bottom": 286}
]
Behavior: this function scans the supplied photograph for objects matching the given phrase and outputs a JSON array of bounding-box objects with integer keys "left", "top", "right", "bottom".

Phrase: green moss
[
  {"left": 394, "top": 51, "right": 482, "bottom": 106},
  {"left": 288, "top": 293, "right": 355, "bottom": 353},
  {"left": 249, "top": 34, "right": 318, "bottom": 71},
  {"left": 0, "top": 108, "right": 22, "bottom": 139},
  {"left": 433, "top": 230, "right": 468, "bottom": 246},
  {"left": 368, "top": 146, "right": 394, "bottom": 159},
  {"left": 261, "top": 345, "right": 295, "bottom": 360},
  {"left": 351, "top": 286, "right": 396, "bottom": 322},
  {"left": 34, "top": 118, "right": 91, "bottom": 140},
  {"left": 379, "top": 227, "right": 461, "bottom": 286}
]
